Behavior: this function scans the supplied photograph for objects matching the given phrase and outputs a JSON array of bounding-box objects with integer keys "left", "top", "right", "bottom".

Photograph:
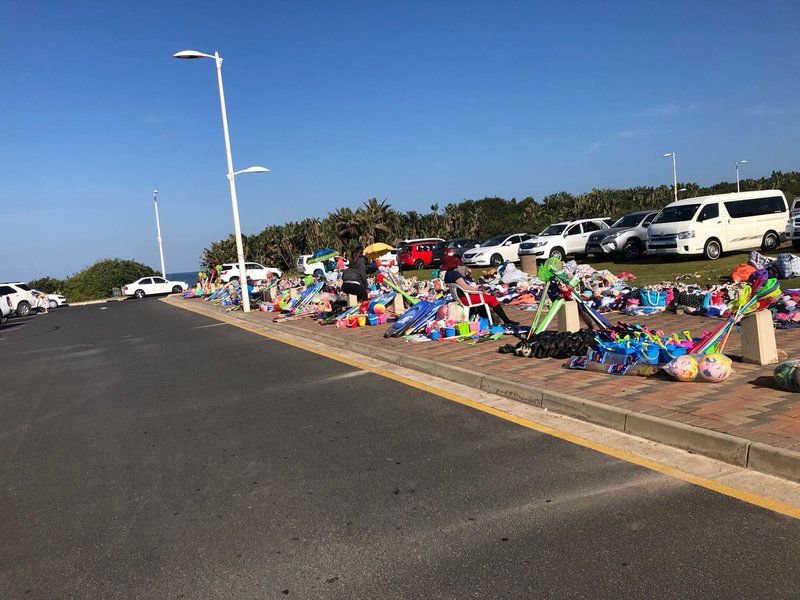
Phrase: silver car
[{"left": 585, "top": 211, "right": 658, "bottom": 260}]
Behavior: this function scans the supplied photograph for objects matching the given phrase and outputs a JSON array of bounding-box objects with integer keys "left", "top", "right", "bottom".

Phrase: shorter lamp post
[
  {"left": 736, "top": 160, "right": 748, "bottom": 193},
  {"left": 153, "top": 190, "right": 166, "bottom": 278},
  {"left": 663, "top": 152, "right": 678, "bottom": 202}
]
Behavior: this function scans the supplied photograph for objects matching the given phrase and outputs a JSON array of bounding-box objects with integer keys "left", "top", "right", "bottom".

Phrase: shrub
[
  {"left": 27, "top": 276, "right": 66, "bottom": 294},
  {"left": 62, "top": 259, "right": 157, "bottom": 302}
]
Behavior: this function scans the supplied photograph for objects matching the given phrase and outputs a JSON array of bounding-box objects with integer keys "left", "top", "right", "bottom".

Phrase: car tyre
[
  {"left": 621, "top": 240, "right": 642, "bottom": 261},
  {"left": 230, "top": 276, "right": 239, "bottom": 283},
  {"left": 703, "top": 238, "right": 722, "bottom": 261},
  {"left": 793, "top": 240, "right": 800, "bottom": 250},
  {"left": 413, "top": 259, "right": 425, "bottom": 270},
  {"left": 16, "top": 301, "right": 31, "bottom": 317},
  {"left": 761, "top": 231, "right": 779, "bottom": 252},
  {"left": 134, "top": 289, "right": 145, "bottom": 299},
  {"left": 489, "top": 253, "right": 503, "bottom": 267},
  {"left": 48, "top": 300, "right": 58, "bottom": 309},
  {"left": 172, "top": 285, "right": 183, "bottom": 294},
  {"left": 549, "top": 247, "right": 565, "bottom": 260},
  {"left": 313, "top": 269, "right": 324, "bottom": 278}
]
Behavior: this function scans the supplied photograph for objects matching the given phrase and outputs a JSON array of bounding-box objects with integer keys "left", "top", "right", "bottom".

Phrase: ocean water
[{"left": 167, "top": 271, "right": 202, "bottom": 286}]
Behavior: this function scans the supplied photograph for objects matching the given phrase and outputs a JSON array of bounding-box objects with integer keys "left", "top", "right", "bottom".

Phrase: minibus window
[
  {"left": 653, "top": 204, "right": 700, "bottom": 223},
  {"left": 698, "top": 203, "right": 719, "bottom": 222},
  {"left": 725, "top": 196, "right": 787, "bottom": 218}
]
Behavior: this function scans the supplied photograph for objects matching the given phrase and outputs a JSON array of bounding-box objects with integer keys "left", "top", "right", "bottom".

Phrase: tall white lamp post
[
  {"left": 663, "top": 152, "right": 678, "bottom": 202},
  {"left": 736, "top": 160, "right": 748, "bottom": 193},
  {"left": 173, "top": 49, "right": 269, "bottom": 312},
  {"left": 153, "top": 189, "right": 166, "bottom": 278}
]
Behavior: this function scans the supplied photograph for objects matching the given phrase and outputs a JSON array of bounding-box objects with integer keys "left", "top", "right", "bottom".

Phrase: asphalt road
[{"left": 1, "top": 300, "right": 798, "bottom": 599}]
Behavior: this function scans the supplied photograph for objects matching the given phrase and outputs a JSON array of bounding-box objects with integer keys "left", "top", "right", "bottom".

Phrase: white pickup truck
[{"left": 785, "top": 197, "right": 800, "bottom": 249}]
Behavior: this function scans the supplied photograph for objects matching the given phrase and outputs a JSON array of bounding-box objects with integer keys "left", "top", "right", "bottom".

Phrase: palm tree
[
  {"left": 328, "top": 207, "right": 363, "bottom": 247},
  {"left": 359, "top": 198, "right": 395, "bottom": 246}
]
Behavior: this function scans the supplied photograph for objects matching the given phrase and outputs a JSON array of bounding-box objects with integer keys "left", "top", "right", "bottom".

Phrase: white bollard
[
  {"left": 741, "top": 310, "right": 779, "bottom": 365},
  {"left": 557, "top": 300, "right": 581, "bottom": 333}
]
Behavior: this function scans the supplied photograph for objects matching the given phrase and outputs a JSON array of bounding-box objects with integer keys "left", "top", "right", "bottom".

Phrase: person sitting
[{"left": 442, "top": 256, "right": 518, "bottom": 325}]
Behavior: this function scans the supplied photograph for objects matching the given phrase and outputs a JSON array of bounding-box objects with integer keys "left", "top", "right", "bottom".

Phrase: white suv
[
  {"left": 0, "top": 282, "right": 38, "bottom": 317},
  {"left": 0, "top": 291, "right": 13, "bottom": 322},
  {"left": 519, "top": 219, "right": 609, "bottom": 260},
  {"left": 219, "top": 262, "right": 282, "bottom": 283},
  {"left": 461, "top": 233, "right": 534, "bottom": 267}
]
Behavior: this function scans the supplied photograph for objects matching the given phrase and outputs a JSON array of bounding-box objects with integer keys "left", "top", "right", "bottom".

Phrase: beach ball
[
  {"left": 373, "top": 303, "right": 386, "bottom": 315},
  {"left": 697, "top": 354, "right": 732, "bottom": 383},
  {"left": 666, "top": 355, "right": 698, "bottom": 382}
]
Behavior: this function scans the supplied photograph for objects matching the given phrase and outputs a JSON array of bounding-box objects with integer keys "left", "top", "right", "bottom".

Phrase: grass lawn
[{"left": 399, "top": 244, "right": 800, "bottom": 290}]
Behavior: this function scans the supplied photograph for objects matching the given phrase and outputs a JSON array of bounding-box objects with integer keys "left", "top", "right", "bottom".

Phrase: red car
[{"left": 396, "top": 238, "right": 443, "bottom": 270}]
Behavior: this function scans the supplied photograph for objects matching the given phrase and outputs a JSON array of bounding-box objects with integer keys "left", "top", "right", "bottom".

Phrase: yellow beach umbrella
[{"left": 363, "top": 242, "right": 394, "bottom": 260}]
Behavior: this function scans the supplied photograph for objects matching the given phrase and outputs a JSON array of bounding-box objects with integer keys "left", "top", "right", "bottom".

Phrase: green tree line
[
  {"left": 30, "top": 259, "right": 156, "bottom": 302},
  {"left": 201, "top": 171, "right": 800, "bottom": 272}
]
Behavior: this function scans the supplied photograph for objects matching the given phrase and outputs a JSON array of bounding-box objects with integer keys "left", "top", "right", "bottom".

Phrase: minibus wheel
[
  {"left": 703, "top": 238, "right": 721, "bottom": 260},
  {"left": 761, "top": 231, "right": 779, "bottom": 251}
]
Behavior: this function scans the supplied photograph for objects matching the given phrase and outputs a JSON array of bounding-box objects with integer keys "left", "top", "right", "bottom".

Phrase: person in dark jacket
[{"left": 341, "top": 250, "right": 374, "bottom": 301}]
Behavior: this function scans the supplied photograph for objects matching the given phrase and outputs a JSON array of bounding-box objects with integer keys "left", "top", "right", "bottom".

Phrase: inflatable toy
[
  {"left": 664, "top": 355, "right": 698, "bottom": 382},
  {"left": 697, "top": 354, "right": 732, "bottom": 383}
]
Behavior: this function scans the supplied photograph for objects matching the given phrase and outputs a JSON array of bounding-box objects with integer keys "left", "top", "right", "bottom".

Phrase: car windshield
[
  {"left": 481, "top": 235, "right": 508, "bottom": 247},
  {"left": 17, "top": 283, "right": 31, "bottom": 291},
  {"left": 612, "top": 214, "right": 646, "bottom": 228},
  {"left": 539, "top": 224, "right": 568, "bottom": 236},
  {"left": 653, "top": 204, "right": 700, "bottom": 224}
]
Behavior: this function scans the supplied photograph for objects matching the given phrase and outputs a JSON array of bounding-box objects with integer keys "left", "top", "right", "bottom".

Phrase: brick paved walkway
[{"left": 271, "top": 306, "right": 800, "bottom": 453}]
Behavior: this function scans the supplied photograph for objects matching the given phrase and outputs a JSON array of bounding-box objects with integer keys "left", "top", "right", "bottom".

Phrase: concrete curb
[{"left": 162, "top": 297, "right": 800, "bottom": 484}]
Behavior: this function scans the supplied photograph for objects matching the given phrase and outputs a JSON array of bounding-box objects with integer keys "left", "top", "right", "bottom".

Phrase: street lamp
[
  {"left": 153, "top": 190, "right": 166, "bottom": 278},
  {"left": 736, "top": 160, "right": 748, "bottom": 193},
  {"left": 663, "top": 152, "right": 678, "bottom": 202},
  {"left": 678, "top": 187, "right": 688, "bottom": 197},
  {"left": 173, "top": 49, "right": 269, "bottom": 312}
]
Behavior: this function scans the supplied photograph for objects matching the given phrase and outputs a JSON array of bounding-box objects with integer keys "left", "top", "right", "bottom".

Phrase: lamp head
[
  {"left": 173, "top": 50, "right": 215, "bottom": 60},
  {"left": 234, "top": 166, "right": 270, "bottom": 176}
]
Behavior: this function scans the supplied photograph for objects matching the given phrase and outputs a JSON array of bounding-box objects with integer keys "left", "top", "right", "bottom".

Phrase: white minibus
[{"left": 647, "top": 190, "right": 789, "bottom": 260}]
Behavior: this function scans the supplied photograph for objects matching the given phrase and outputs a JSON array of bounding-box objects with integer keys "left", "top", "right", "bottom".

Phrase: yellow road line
[{"left": 167, "top": 299, "right": 800, "bottom": 520}]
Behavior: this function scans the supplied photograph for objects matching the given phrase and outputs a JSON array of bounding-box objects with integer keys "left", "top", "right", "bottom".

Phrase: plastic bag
[{"left": 773, "top": 359, "right": 800, "bottom": 392}]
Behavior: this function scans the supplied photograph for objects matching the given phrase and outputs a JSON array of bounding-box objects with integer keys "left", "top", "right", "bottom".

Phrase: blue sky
[{"left": 2, "top": 0, "right": 799, "bottom": 280}]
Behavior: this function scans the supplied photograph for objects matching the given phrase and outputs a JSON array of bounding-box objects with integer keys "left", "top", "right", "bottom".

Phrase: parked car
[
  {"left": 123, "top": 276, "right": 188, "bottom": 299},
  {"left": 0, "top": 291, "right": 12, "bottom": 323},
  {"left": 0, "top": 282, "right": 38, "bottom": 317},
  {"left": 585, "top": 211, "right": 658, "bottom": 260},
  {"left": 30, "top": 289, "right": 67, "bottom": 309},
  {"left": 519, "top": 219, "right": 609, "bottom": 261},
  {"left": 397, "top": 237, "right": 445, "bottom": 246},
  {"left": 296, "top": 252, "right": 347, "bottom": 277},
  {"left": 374, "top": 251, "right": 397, "bottom": 268},
  {"left": 219, "top": 262, "right": 283, "bottom": 283},
  {"left": 648, "top": 190, "right": 788, "bottom": 260},
  {"left": 461, "top": 233, "right": 534, "bottom": 267},
  {"left": 431, "top": 239, "right": 481, "bottom": 266},
  {"left": 397, "top": 240, "right": 441, "bottom": 270},
  {"left": 784, "top": 197, "right": 800, "bottom": 249}
]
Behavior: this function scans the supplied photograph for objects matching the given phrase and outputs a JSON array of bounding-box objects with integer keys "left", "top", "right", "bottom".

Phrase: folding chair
[{"left": 447, "top": 282, "right": 493, "bottom": 325}]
